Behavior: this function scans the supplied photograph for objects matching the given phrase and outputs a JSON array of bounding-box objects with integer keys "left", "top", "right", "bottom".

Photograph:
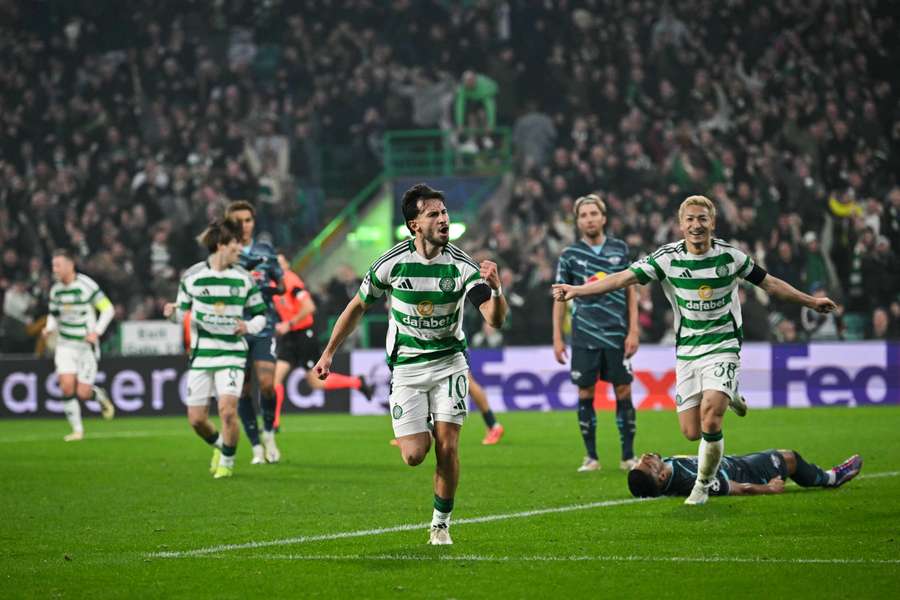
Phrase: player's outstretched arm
[
  {"left": 313, "top": 294, "right": 369, "bottom": 379},
  {"left": 552, "top": 269, "right": 638, "bottom": 302},
  {"left": 726, "top": 477, "right": 785, "bottom": 496},
  {"left": 477, "top": 260, "right": 507, "bottom": 328},
  {"left": 759, "top": 275, "right": 837, "bottom": 313}
]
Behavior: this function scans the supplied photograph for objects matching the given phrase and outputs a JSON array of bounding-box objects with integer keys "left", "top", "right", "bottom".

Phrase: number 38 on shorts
[{"left": 674, "top": 356, "right": 740, "bottom": 412}]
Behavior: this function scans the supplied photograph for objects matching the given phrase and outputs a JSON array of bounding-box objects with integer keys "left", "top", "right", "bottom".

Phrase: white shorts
[
  {"left": 675, "top": 354, "right": 741, "bottom": 413},
  {"left": 185, "top": 368, "right": 245, "bottom": 407},
  {"left": 54, "top": 344, "right": 98, "bottom": 385},
  {"left": 390, "top": 369, "right": 468, "bottom": 437}
]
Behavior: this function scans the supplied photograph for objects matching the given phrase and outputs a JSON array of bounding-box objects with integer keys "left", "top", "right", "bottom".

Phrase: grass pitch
[{"left": 2, "top": 407, "right": 899, "bottom": 599}]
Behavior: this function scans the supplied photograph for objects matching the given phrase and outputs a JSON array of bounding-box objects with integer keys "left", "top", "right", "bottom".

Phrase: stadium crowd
[{"left": 1, "top": 0, "right": 899, "bottom": 355}]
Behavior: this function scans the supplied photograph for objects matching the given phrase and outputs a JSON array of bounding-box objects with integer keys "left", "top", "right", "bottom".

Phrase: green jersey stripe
[
  {"left": 680, "top": 314, "right": 734, "bottom": 330},
  {"left": 737, "top": 255, "right": 752, "bottom": 277},
  {"left": 198, "top": 330, "right": 243, "bottom": 343},
  {"left": 391, "top": 288, "right": 464, "bottom": 305},
  {"left": 358, "top": 289, "right": 378, "bottom": 304},
  {"left": 392, "top": 346, "right": 465, "bottom": 366},
  {"left": 630, "top": 266, "right": 651, "bottom": 285},
  {"left": 192, "top": 295, "right": 246, "bottom": 306},
  {"left": 395, "top": 333, "right": 464, "bottom": 351},
  {"left": 646, "top": 255, "right": 666, "bottom": 281},
  {"left": 59, "top": 332, "right": 86, "bottom": 340},
  {"left": 669, "top": 254, "right": 734, "bottom": 269},
  {"left": 192, "top": 348, "right": 247, "bottom": 358},
  {"left": 676, "top": 347, "right": 741, "bottom": 361},
  {"left": 52, "top": 289, "right": 82, "bottom": 298},
  {"left": 464, "top": 271, "right": 482, "bottom": 286},
  {"left": 669, "top": 275, "right": 734, "bottom": 290},
  {"left": 390, "top": 263, "right": 460, "bottom": 279},
  {"left": 192, "top": 277, "right": 247, "bottom": 287},
  {"left": 368, "top": 268, "right": 390, "bottom": 290},
  {"left": 678, "top": 330, "right": 742, "bottom": 347},
  {"left": 248, "top": 303, "right": 266, "bottom": 315}
]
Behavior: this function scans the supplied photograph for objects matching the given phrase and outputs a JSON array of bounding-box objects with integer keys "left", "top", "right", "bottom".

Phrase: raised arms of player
[
  {"left": 624, "top": 285, "right": 640, "bottom": 358},
  {"left": 757, "top": 273, "right": 837, "bottom": 313},
  {"left": 477, "top": 260, "right": 507, "bottom": 328},
  {"left": 552, "top": 269, "right": 638, "bottom": 302},
  {"left": 312, "top": 294, "right": 369, "bottom": 379}
]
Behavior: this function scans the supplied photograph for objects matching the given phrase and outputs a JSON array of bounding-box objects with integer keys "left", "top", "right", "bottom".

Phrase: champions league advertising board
[{"left": 1, "top": 343, "right": 897, "bottom": 418}]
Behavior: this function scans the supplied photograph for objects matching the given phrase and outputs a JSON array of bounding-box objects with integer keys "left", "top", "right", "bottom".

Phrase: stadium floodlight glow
[{"left": 394, "top": 223, "right": 467, "bottom": 241}]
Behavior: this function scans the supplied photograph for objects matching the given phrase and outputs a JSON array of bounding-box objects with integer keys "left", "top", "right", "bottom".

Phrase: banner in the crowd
[
  {"left": 348, "top": 342, "right": 899, "bottom": 414},
  {"left": 0, "top": 354, "right": 353, "bottom": 418},
  {"left": 119, "top": 320, "right": 183, "bottom": 356}
]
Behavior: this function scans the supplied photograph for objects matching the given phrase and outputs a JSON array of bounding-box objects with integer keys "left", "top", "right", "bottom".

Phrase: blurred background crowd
[{"left": 1, "top": 0, "right": 899, "bottom": 355}]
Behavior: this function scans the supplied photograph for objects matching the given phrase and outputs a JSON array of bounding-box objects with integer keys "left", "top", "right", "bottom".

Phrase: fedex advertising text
[{"left": 348, "top": 343, "right": 898, "bottom": 414}]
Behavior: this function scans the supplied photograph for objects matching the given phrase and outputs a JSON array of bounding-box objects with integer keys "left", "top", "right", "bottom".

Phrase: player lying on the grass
[
  {"left": 313, "top": 183, "right": 508, "bottom": 546},
  {"left": 553, "top": 195, "right": 838, "bottom": 506},
  {"left": 627, "top": 449, "right": 862, "bottom": 498},
  {"left": 42, "top": 248, "right": 116, "bottom": 441},
  {"left": 164, "top": 218, "right": 267, "bottom": 479}
]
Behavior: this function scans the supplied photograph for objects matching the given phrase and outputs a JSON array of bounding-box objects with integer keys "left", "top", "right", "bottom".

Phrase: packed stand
[
  {"left": 456, "top": 0, "right": 900, "bottom": 345},
  {"left": 2, "top": 1, "right": 900, "bottom": 355}
]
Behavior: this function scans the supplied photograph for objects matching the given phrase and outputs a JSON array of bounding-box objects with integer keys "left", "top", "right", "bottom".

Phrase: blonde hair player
[{"left": 553, "top": 195, "right": 837, "bottom": 505}]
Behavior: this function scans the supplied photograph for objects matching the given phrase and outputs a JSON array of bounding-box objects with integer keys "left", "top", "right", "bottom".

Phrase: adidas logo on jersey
[
  {"left": 680, "top": 269, "right": 693, "bottom": 278},
  {"left": 397, "top": 279, "right": 414, "bottom": 290}
]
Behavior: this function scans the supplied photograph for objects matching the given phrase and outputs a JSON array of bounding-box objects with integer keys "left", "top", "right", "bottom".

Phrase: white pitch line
[
  {"left": 0, "top": 430, "right": 185, "bottom": 443},
  {"left": 148, "top": 497, "right": 658, "bottom": 558},
  {"left": 227, "top": 553, "right": 900, "bottom": 566},
  {"left": 858, "top": 470, "right": 900, "bottom": 479},
  {"left": 148, "top": 469, "right": 900, "bottom": 560},
  {"left": 0, "top": 425, "right": 360, "bottom": 444}
]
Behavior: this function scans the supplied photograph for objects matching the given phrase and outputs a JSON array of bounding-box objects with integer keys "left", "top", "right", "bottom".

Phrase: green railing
[
  {"left": 383, "top": 128, "right": 512, "bottom": 177},
  {"left": 292, "top": 173, "right": 386, "bottom": 272}
]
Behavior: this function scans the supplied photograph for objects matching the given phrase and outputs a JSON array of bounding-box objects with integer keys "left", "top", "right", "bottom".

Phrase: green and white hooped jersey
[
  {"left": 176, "top": 261, "right": 266, "bottom": 371},
  {"left": 359, "top": 240, "right": 487, "bottom": 384},
  {"left": 629, "top": 239, "right": 755, "bottom": 361},
  {"left": 48, "top": 274, "right": 112, "bottom": 349}
]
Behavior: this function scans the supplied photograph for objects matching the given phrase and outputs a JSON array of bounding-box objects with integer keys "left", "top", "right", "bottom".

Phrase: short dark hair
[
  {"left": 401, "top": 183, "right": 445, "bottom": 234},
  {"left": 226, "top": 200, "right": 256, "bottom": 217},
  {"left": 52, "top": 248, "right": 76, "bottom": 262},
  {"left": 627, "top": 468, "right": 662, "bottom": 498},
  {"left": 197, "top": 218, "right": 242, "bottom": 253}
]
